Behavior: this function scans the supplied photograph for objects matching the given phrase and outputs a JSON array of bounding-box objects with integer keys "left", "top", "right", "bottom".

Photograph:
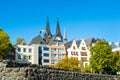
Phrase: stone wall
[{"left": 0, "top": 61, "right": 120, "bottom": 80}]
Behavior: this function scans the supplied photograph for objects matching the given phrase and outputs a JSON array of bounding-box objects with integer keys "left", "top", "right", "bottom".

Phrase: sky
[{"left": 0, "top": 0, "right": 120, "bottom": 44}]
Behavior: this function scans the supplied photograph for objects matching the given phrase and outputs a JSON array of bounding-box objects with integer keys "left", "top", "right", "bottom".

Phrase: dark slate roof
[
  {"left": 48, "top": 35, "right": 56, "bottom": 45},
  {"left": 30, "top": 35, "right": 45, "bottom": 45},
  {"left": 65, "top": 40, "right": 73, "bottom": 48},
  {"left": 76, "top": 40, "right": 81, "bottom": 48},
  {"left": 85, "top": 37, "right": 95, "bottom": 47}
]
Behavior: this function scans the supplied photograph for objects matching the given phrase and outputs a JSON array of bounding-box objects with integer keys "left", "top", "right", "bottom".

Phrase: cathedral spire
[
  {"left": 54, "top": 18, "right": 63, "bottom": 41},
  {"left": 56, "top": 19, "right": 62, "bottom": 37},
  {"left": 44, "top": 17, "right": 52, "bottom": 38},
  {"left": 64, "top": 28, "right": 67, "bottom": 43}
]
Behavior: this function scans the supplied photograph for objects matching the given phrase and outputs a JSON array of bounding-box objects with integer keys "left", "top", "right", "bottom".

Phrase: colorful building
[{"left": 16, "top": 18, "right": 67, "bottom": 66}]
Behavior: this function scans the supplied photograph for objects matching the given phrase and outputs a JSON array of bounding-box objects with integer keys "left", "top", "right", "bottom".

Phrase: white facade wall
[
  {"left": 16, "top": 44, "right": 51, "bottom": 66},
  {"left": 67, "top": 39, "right": 90, "bottom": 67},
  {"left": 16, "top": 45, "right": 35, "bottom": 64}
]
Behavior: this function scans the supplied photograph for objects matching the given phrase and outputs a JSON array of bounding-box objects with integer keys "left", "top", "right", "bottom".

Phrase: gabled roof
[
  {"left": 76, "top": 40, "right": 81, "bottom": 48},
  {"left": 85, "top": 37, "right": 95, "bottom": 47},
  {"left": 65, "top": 40, "right": 73, "bottom": 48},
  {"left": 30, "top": 35, "right": 45, "bottom": 45}
]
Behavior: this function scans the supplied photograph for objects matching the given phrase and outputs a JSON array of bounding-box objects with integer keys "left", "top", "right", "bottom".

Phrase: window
[
  {"left": 58, "top": 48, "right": 63, "bottom": 53},
  {"left": 29, "top": 56, "right": 32, "bottom": 60},
  {"left": 52, "top": 42, "right": 57, "bottom": 45},
  {"left": 51, "top": 60, "right": 54, "bottom": 64},
  {"left": 73, "top": 46, "right": 76, "bottom": 49},
  {"left": 18, "top": 48, "right": 21, "bottom": 52},
  {"left": 55, "top": 37, "right": 61, "bottom": 41},
  {"left": 76, "top": 52, "right": 78, "bottom": 55},
  {"left": 51, "top": 48, "right": 54, "bottom": 52},
  {"left": 81, "top": 52, "right": 87, "bottom": 54},
  {"left": 43, "top": 53, "right": 49, "bottom": 57},
  {"left": 8, "top": 52, "right": 13, "bottom": 55},
  {"left": 51, "top": 54, "right": 56, "bottom": 58},
  {"left": 81, "top": 57, "right": 87, "bottom": 60},
  {"left": 44, "top": 47, "right": 49, "bottom": 51},
  {"left": 58, "top": 54, "right": 62, "bottom": 58},
  {"left": 43, "top": 59, "right": 49, "bottom": 63},
  {"left": 51, "top": 48, "right": 56, "bottom": 52},
  {"left": 85, "top": 63, "right": 88, "bottom": 67},
  {"left": 71, "top": 51, "right": 73, "bottom": 55},
  {"left": 38, "top": 47, "right": 42, "bottom": 53},
  {"left": 81, "top": 47, "right": 86, "bottom": 50},
  {"left": 71, "top": 57, "right": 78, "bottom": 60},
  {"left": 23, "top": 55, "right": 27, "bottom": 59},
  {"left": 23, "top": 48, "right": 26, "bottom": 52},
  {"left": 18, "top": 55, "right": 21, "bottom": 59},
  {"left": 58, "top": 42, "right": 63, "bottom": 46},
  {"left": 40, "top": 42, "right": 44, "bottom": 45},
  {"left": 29, "top": 49, "right": 32, "bottom": 53}
]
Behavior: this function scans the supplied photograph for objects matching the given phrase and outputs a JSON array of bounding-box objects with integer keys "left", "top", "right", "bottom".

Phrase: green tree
[
  {"left": 82, "top": 66, "right": 91, "bottom": 72},
  {"left": 14, "top": 37, "right": 27, "bottom": 46},
  {"left": 54, "top": 58, "right": 82, "bottom": 71},
  {"left": 0, "top": 29, "right": 11, "bottom": 60},
  {"left": 111, "top": 51, "right": 120, "bottom": 71},
  {"left": 90, "top": 40, "right": 120, "bottom": 73}
]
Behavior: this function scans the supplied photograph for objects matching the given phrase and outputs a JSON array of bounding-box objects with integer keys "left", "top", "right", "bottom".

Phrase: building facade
[
  {"left": 66, "top": 39, "right": 90, "bottom": 67},
  {"left": 65, "top": 38, "right": 97, "bottom": 67},
  {"left": 16, "top": 18, "right": 67, "bottom": 66}
]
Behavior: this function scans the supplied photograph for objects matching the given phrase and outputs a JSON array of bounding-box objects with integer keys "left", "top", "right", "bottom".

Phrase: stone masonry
[{"left": 0, "top": 61, "right": 120, "bottom": 80}]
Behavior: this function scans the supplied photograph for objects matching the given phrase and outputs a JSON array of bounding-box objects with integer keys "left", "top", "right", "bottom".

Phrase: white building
[
  {"left": 16, "top": 44, "right": 51, "bottom": 66},
  {"left": 65, "top": 38, "right": 97, "bottom": 67},
  {"left": 66, "top": 39, "right": 90, "bottom": 67}
]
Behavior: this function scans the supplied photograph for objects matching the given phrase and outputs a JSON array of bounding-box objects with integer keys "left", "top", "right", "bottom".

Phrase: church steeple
[
  {"left": 44, "top": 17, "right": 52, "bottom": 38},
  {"left": 54, "top": 19, "right": 63, "bottom": 41},
  {"left": 64, "top": 28, "right": 67, "bottom": 43},
  {"left": 56, "top": 19, "right": 62, "bottom": 37}
]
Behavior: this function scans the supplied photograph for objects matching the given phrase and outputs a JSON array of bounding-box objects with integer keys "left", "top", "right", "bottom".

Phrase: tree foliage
[
  {"left": 0, "top": 29, "right": 11, "bottom": 60},
  {"left": 14, "top": 37, "right": 27, "bottom": 46},
  {"left": 54, "top": 58, "right": 82, "bottom": 71},
  {"left": 90, "top": 40, "right": 120, "bottom": 73}
]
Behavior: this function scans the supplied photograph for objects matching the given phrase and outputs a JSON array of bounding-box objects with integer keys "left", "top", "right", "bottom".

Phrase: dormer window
[
  {"left": 55, "top": 37, "right": 61, "bottom": 41},
  {"left": 73, "top": 46, "right": 76, "bottom": 50},
  {"left": 40, "top": 42, "right": 44, "bottom": 45}
]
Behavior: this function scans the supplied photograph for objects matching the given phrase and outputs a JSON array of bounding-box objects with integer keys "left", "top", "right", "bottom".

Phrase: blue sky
[{"left": 0, "top": 0, "right": 120, "bottom": 44}]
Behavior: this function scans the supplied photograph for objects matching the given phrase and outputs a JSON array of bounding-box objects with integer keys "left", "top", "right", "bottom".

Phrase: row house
[{"left": 65, "top": 38, "right": 96, "bottom": 67}]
